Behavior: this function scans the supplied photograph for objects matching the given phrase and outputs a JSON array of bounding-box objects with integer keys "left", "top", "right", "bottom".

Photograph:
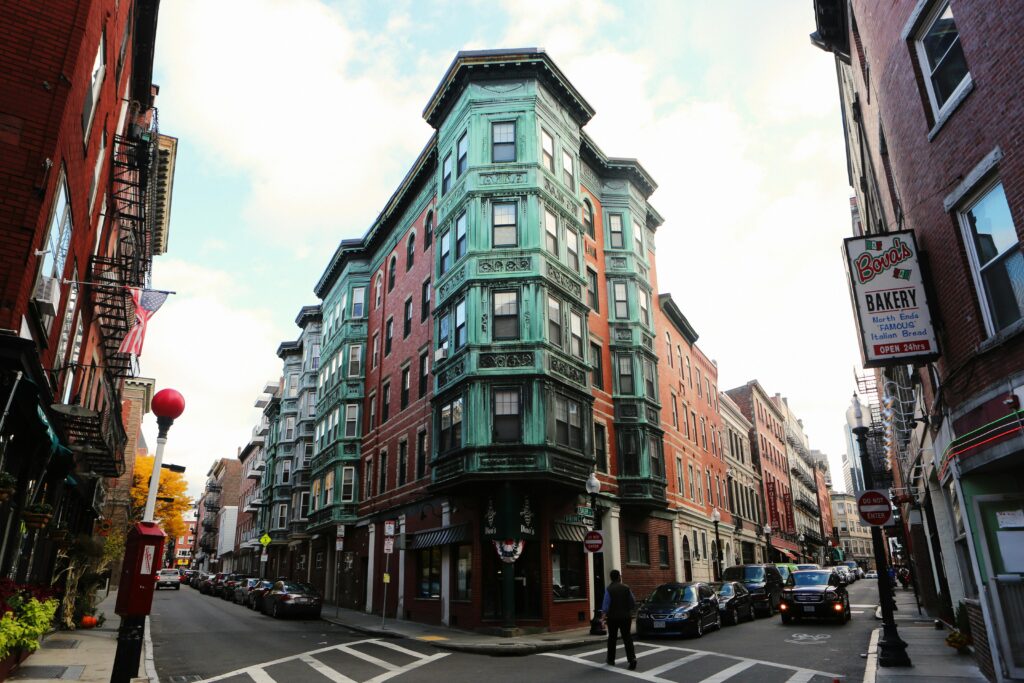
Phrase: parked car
[
  {"left": 179, "top": 570, "right": 195, "bottom": 585},
  {"left": 834, "top": 566, "right": 853, "bottom": 585},
  {"left": 779, "top": 569, "right": 850, "bottom": 624},
  {"left": 721, "top": 564, "right": 784, "bottom": 617},
  {"left": 155, "top": 568, "right": 181, "bottom": 591},
  {"left": 775, "top": 563, "right": 799, "bottom": 585},
  {"left": 246, "top": 580, "right": 275, "bottom": 610},
  {"left": 191, "top": 572, "right": 208, "bottom": 589},
  {"left": 839, "top": 561, "right": 861, "bottom": 581},
  {"left": 201, "top": 572, "right": 226, "bottom": 595},
  {"left": 796, "top": 564, "right": 820, "bottom": 571},
  {"left": 865, "top": 570, "right": 879, "bottom": 579},
  {"left": 234, "top": 578, "right": 264, "bottom": 605},
  {"left": 636, "top": 582, "right": 721, "bottom": 638},
  {"left": 711, "top": 581, "right": 755, "bottom": 625},
  {"left": 259, "top": 581, "right": 323, "bottom": 619},
  {"left": 220, "top": 574, "right": 251, "bottom": 600}
]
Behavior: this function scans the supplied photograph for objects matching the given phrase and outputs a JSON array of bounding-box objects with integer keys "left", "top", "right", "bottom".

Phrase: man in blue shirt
[{"left": 601, "top": 569, "right": 637, "bottom": 670}]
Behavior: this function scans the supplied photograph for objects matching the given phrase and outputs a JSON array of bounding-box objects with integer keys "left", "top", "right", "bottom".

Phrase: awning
[
  {"left": 406, "top": 523, "right": 470, "bottom": 550},
  {"left": 778, "top": 549, "right": 798, "bottom": 561},
  {"left": 553, "top": 523, "right": 590, "bottom": 542}
]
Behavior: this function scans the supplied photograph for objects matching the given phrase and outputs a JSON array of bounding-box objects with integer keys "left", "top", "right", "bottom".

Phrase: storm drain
[
  {"left": 11, "top": 664, "right": 84, "bottom": 679},
  {"left": 41, "top": 639, "right": 80, "bottom": 649}
]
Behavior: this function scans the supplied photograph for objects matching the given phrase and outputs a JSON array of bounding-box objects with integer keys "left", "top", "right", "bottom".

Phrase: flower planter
[
  {"left": 21, "top": 514, "right": 51, "bottom": 530},
  {"left": 0, "top": 647, "right": 32, "bottom": 681}
]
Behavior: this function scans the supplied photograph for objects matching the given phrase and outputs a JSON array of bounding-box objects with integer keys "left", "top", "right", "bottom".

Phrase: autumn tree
[{"left": 129, "top": 455, "right": 191, "bottom": 539}]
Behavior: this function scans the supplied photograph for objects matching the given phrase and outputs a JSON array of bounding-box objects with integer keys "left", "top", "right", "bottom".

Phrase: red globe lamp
[{"left": 151, "top": 388, "right": 185, "bottom": 437}]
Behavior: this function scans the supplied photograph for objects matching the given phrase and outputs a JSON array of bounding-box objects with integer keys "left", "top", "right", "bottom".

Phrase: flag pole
[{"left": 61, "top": 280, "right": 177, "bottom": 295}]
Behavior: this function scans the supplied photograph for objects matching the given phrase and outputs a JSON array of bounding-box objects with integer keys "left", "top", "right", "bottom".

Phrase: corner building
[{"left": 311, "top": 49, "right": 715, "bottom": 632}]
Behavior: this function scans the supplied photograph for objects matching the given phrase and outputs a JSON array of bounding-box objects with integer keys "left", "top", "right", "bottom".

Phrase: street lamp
[
  {"left": 798, "top": 533, "right": 806, "bottom": 562},
  {"left": 144, "top": 389, "right": 186, "bottom": 521},
  {"left": 763, "top": 524, "right": 772, "bottom": 562},
  {"left": 849, "top": 393, "right": 911, "bottom": 667},
  {"left": 711, "top": 507, "right": 722, "bottom": 580},
  {"left": 586, "top": 472, "right": 606, "bottom": 636}
]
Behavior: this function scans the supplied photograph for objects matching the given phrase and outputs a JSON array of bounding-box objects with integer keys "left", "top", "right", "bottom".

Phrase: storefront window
[
  {"left": 418, "top": 547, "right": 442, "bottom": 599},
  {"left": 551, "top": 541, "right": 585, "bottom": 600},
  {"left": 455, "top": 545, "right": 472, "bottom": 600}
]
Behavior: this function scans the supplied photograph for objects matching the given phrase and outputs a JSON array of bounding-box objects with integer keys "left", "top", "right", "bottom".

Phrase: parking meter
[{"left": 115, "top": 521, "right": 166, "bottom": 617}]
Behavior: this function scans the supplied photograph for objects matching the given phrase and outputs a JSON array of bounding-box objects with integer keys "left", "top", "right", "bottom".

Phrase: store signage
[
  {"left": 844, "top": 230, "right": 939, "bottom": 368},
  {"left": 482, "top": 492, "right": 537, "bottom": 540},
  {"left": 766, "top": 481, "right": 780, "bottom": 529},
  {"left": 783, "top": 492, "right": 795, "bottom": 531}
]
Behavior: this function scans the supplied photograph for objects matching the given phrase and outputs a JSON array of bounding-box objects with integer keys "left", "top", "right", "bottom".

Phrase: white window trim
[{"left": 911, "top": 1, "right": 973, "bottom": 132}]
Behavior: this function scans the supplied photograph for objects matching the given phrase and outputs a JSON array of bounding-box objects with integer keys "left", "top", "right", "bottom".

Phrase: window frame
[
  {"left": 544, "top": 208, "right": 559, "bottom": 255},
  {"left": 492, "top": 386, "right": 522, "bottom": 443},
  {"left": 492, "top": 201, "right": 517, "bottom": 247},
  {"left": 626, "top": 532, "right": 650, "bottom": 565},
  {"left": 586, "top": 268, "right": 599, "bottom": 312},
  {"left": 455, "top": 212, "right": 467, "bottom": 260},
  {"left": 547, "top": 295, "right": 562, "bottom": 347},
  {"left": 442, "top": 153, "right": 453, "bottom": 195},
  {"left": 456, "top": 132, "right": 469, "bottom": 176},
  {"left": 913, "top": 1, "right": 971, "bottom": 121},
  {"left": 491, "top": 121, "right": 516, "bottom": 162},
  {"left": 608, "top": 214, "right": 624, "bottom": 248},
  {"left": 406, "top": 233, "right": 416, "bottom": 271},
  {"left": 562, "top": 150, "right": 574, "bottom": 188},
  {"left": 582, "top": 199, "right": 595, "bottom": 239},
  {"left": 493, "top": 290, "right": 520, "bottom": 341},
  {"left": 613, "top": 281, "right": 629, "bottom": 320},
  {"left": 590, "top": 342, "right": 604, "bottom": 390},
  {"left": 541, "top": 128, "right": 555, "bottom": 172},
  {"left": 403, "top": 297, "right": 413, "bottom": 338}
]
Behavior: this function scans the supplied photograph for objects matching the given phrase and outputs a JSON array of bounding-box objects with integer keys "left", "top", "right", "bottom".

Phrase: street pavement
[{"left": 151, "top": 580, "right": 882, "bottom": 682}]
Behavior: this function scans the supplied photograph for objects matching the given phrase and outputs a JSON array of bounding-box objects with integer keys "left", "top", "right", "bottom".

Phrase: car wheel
[
  {"left": 748, "top": 604, "right": 756, "bottom": 621},
  {"left": 844, "top": 599, "right": 852, "bottom": 623},
  {"left": 729, "top": 608, "right": 738, "bottom": 626},
  {"left": 694, "top": 616, "right": 704, "bottom": 638},
  {"left": 272, "top": 601, "right": 280, "bottom": 619},
  {"left": 714, "top": 612, "right": 722, "bottom": 631}
]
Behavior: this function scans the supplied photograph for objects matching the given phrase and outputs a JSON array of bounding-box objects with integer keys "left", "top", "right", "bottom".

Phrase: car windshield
[
  {"left": 777, "top": 566, "right": 791, "bottom": 581},
  {"left": 648, "top": 585, "right": 696, "bottom": 604},
  {"left": 793, "top": 571, "right": 832, "bottom": 586},
  {"left": 159, "top": 570, "right": 177, "bottom": 576},
  {"left": 281, "top": 582, "right": 314, "bottom": 594},
  {"left": 712, "top": 583, "right": 733, "bottom": 596},
  {"left": 797, "top": 564, "right": 818, "bottom": 570},
  {"left": 723, "top": 566, "right": 765, "bottom": 582}
]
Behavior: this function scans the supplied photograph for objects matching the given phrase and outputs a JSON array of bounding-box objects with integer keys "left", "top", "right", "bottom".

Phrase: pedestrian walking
[
  {"left": 601, "top": 569, "right": 638, "bottom": 670},
  {"left": 898, "top": 566, "right": 911, "bottom": 590}
]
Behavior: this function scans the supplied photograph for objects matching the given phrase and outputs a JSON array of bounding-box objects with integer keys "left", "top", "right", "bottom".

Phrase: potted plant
[
  {"left": 21, "top": 503, "right": 53, "bottom": 530},
  {"left": 945, "top": 629, "right": 972, "bottom": 653},
  {"left": 46, "top": 521, "right": 69, "bottom": 545},
  {"left": 0, "top": 473, "right": 15, "bottom": 503}
]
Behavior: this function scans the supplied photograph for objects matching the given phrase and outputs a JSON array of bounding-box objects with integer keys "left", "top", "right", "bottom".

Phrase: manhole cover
[
  {"left": 42, "top": 639, "right": 80, "bottom": 649},
  {"left": 11, "top": 664, "right": 84, "bottom": 679}
]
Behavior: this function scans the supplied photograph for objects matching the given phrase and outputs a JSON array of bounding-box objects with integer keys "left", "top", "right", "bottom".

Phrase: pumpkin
[{"left": 79, "top": 615, "right": 98, "bottom": 628}]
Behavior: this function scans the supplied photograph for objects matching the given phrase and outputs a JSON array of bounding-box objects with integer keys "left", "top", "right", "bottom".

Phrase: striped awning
[
  {"left": 553, "top": 523, "right": 590, "bottom": 543},
  {"left": 406, "top": 523, "right": 470, "bottom": 550}
]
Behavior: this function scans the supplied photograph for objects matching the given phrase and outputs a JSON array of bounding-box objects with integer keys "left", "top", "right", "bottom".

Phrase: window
[
  {"left": 586, "top": 269, "right": 599, "bottom": 312},
  {"left": 547, "top": 295, "right": 562, "bottom": 346},
  {"left": 544, "top": 208, "right": 558, "bottom": 254},
  {"left": 35, "top": 173, "right": 73, "bottom": 330},
  {"left": 348, "top": 344, "right": 362, "bottom": 376},
  {"left": 421, "top": 279, "right": 431, "bottom": 321},
  {"left": 351, "top": 287, "right": 365, "bottom": 317},
  {"left": 493, "top": 290, "right": 520, "bottom": 340},
  {"left": 424, "top": 211, "right": 433, "bottom": 248},
  {"left": 569, "top": 311, "right": 583, "bottom": 358},
  {"left": 454, "top": 298, "right": 467, "bottom": 348},
  {"left": 438, "top": 311, "right": 449, "bottom": 351},
  {"left": 595, "top": 423, "right": 608, "bottom": 472},
  {"left": 284, "top": 416, "right": 295, "bottom": 439},
  {"left": 914, "top": 2, "right": 970, "bottom": 118},
  {"left": 275, "top": 503, "right": 288, "bottom": 529},
  {"left": 439, "top": 396, "right": 463, "bottom": 451},
  {"left": 566, "top": 230, "right": 580, "bottom": 271},
  {"left": 416, "top": 430, "right": 428, "bottom": 479},
  {"left": 590, "top": 342, "right": 604, "bottom": 390},
  {"left": 554, "top": 396, "right": 582, "bottom": 449},
  {"left": 388, "top": 256, "right": 397, "bottom": 292},
  {"left": 401, "top": 368, "right": 410, "bottom": 409},
  {"left": 620, "top": 430, "right": 639, "bottom": 475},
  {"left": 375, "top": 274, "right": 383, "bottom": 309},
  {"left": 583, "top": 199, "right": 595, "bottom": 239},
  {"left": 493, "top": 388, "right": 521, "bottom": 442},
  {"left": 541, "top": 129, "right": 555, "bottom": 172},
  {"left": 455, "top": 212, "right": 467, "bottom": 260},
  {"left": 439, "top": 231, "right": 451, "bottom": 275},
  {"left": 378, "top": 450, "right": 388, "bottom": 493},
  {"left": 609, "top": 214, "right": 624, "bottom": 248},
  {"left": 345, "top": 404, "right": 358, "bottom": 437},
  {"left": 649, "top": 434, "right": 663, "bottom": 478},
  {"left": 658, "top": 535, "right": 670, "bottom": 567},
  {"left": 385, "top": 318, "right": 393, "bottom": 356},
  {"left": 419, "top": 351, "right": 429, "bottom": 397},
  {"left": 671, "top": 394, "right": 679, "bottom": 428},
  {"left": 688, "top": 464, "right": 695, "bottom": 499},
  {"left": 638, "top": 288, "right": 650, "bottom": 327},
  {"left": 406, "top": 234, "right": 415, "bottom": 270},
  {"left": 562, "top": 150, "right": 574, "bottom": 187},
  {"left": 492, "top": 121, "right": 515, "bottom": 162},
  {"left": 341, "top": 466, "right": 355, "bottom": 502},
  {"left": 676, "top": 455, "right": 684, "bottom": 494},
  {"left": 457, "top": 132, "right": 468, "bottom": 176},
  {"left": 626, "top": 532, "right": 649, "bottom": 565},
  {"left": 381, "top": 383, "right": 391, "bottom": 422},
  {"left": 551, "top": 541, "right": 585, "bottom": 599},
  {"left": 617, "top": 354, "right": 634, "bottom": 394},
  {"left": 455, "top": 545, "right": 472, "bottom": 600},
  {"left": 959, "top": 181, "right": 1023, "bottom": 333},
  {"left": 404, "top": 298, "right": 413, "bottom": 338},
  {"left": 613, "top": 282, "right": 628, "bottom": 319},
  {"left": 492, "top": 202, "right": 517, "bottom": 247},
  {"left": 82, "top": 32, "right": 105, "bottom": 137},
  {"left": 298, "top": 491, "right": 310, "bottom": 519},
  {"left": 372, "top": 333, "right": 380, "bottom": 368},
  {"left": 633, "top": 219, "right": 644, "bottom": 255},
  {"left": 418, "top": 547, "right": 442, "bottom": 598},
  {"left": 442, "top": 153, "right": 453, "bottom": 194},
  {"left": 398, "top": 440, "right": 408, "bottom": 487},
  {"left": 279, "top": 459, "right": 291, "bottom": 484}
]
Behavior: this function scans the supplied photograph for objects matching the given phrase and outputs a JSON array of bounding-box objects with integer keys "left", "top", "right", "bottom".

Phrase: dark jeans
[{"left": 606, "top": 617, "right": 636, "bottom": 664}]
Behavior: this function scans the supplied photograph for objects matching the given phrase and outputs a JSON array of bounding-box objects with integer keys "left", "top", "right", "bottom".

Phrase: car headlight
[
  {"left": 672, "top": 607, "right": 690, "bottom": 617},
  {"left": 829, "top": 592, "right": 842, "bottom": 601}
]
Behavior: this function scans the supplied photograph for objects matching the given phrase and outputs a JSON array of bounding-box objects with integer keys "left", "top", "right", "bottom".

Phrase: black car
[
  {"left": 259, "top": 581, "right": 322, "bottom": 619},
  {"left": 779, "top": 569, "right": 850, "bottom": 624},
  {"left": 246, "top": 580, "right": 275, "bottom": 609},
  {"left": 220, "top": 574, "right": 251, "bottom": 600},
  {"left": 711, "top": 581, "right": 755, "bottom": 625},
  {"left": 721, "top": 564, "right": 784, "bottom": 617},
  {"left": 636, "top": 582, "right": 720, "bottom": 638}
]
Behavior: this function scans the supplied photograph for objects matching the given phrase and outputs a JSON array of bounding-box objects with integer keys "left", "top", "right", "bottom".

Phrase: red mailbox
[{"left": 115, "top": 522, "right": 166, "bottom": 617}]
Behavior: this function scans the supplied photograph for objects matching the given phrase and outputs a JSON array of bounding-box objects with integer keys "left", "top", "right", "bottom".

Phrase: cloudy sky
[{"left": 139, "top": 0, "right": 863, "bottom": 497}]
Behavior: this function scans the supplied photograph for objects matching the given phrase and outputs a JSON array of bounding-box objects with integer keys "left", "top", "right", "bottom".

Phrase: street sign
[
  {"left": 335, "top": 538, "right": 344, "bottom": 551},
  {"left": 384, "top": 536, "right": 394, "bottom": 554},
  {"left": 384, "top": 520, "right": 396, "bottom": 537},
  {"left": 337, "top": 525, "right": 346, "bottom": 538},
  {"left": 259, "top": 533, "right": 271, "bottom": 547},
  {"left": 383, "top": 572, "right": 390, "bottom": 584},
  {"left": 584, "top": 530, "right": 604, "bottom": 553},
  {"left": 260, "top": 550, "right": 268, "bottom": 562},
  {"left": 857, "top": 489, "right": 893, "bottom": 526}
]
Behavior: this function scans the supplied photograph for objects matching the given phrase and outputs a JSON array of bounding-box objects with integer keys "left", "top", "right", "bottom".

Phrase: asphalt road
[{"left": 151, "top": 580, "right": 882, "bottom": 682}]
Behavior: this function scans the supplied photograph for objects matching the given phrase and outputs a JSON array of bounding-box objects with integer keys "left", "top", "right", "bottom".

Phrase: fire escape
[{"left": 855, "top": 371, "right": 895, "bottom": 490}]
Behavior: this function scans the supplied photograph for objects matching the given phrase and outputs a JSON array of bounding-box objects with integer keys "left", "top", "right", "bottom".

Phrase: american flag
[{"left": 118, "top": 288, "right": 169, "bottom": 356}]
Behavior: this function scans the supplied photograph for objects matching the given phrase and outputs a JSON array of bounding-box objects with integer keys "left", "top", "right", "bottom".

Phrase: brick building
[
  {"left": 812, "top": 1, "right": 1024, "bottom": 678},
  {"left": 720, "top": 392, "right": 765, "bottom": 566},
  {"left": 193, "top": 457, "right": 240, "bottom": 572},
  {"left": 0, "top": 0, "right": 175, "bottom": 585}
]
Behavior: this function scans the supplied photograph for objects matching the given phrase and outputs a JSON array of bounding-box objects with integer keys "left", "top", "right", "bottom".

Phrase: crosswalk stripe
[
  {"left": 243, "top": 667, "right": 277, "bottom": 683},
  {"left": 364, "top": 652, "right": 450, "bottom": 683},
  {"left": 370, "top": 639, "right": 431, "bottom": 660},
  {"left": 540, "top": 652, "right": 660, "bottom": 681},
  {"left": 195, "top": 638, "right": 380, "bottom": 682},
  {"left": 300, "top": 655, "right": 359, "bottom": 683},
  {"left": 614, "top": 646, "right": 670, "bottom": 665},
  {"left": 645, "top": 651, "right": 707, "bottom": 677},
  {"left": 782, "top": 670, "right": 818, "bottom": 683},
  {"left": 336, "top": 643, "right": 399, "bottom": 671},
  {"left": 696, "top": 660, "right": 755, "bottom": 682}
]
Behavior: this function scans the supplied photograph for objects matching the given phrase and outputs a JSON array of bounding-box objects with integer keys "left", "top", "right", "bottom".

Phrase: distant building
[{"left": 830, "top": 492, "right": 873, "bottom": 571}]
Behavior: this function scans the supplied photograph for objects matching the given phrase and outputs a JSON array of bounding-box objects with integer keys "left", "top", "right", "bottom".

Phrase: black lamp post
[
  {"left": 763, "top": 524, "right": 772, "bottom": 563},
  {"left": 849, "top": 394, "right": 912, "bottom": 667},
  {"left": 798, "top": 533, "right": 806, "bottom": 562},
  {"left": 711, "top": 507, "right": 722, "bottom": 580},
  {"left": 586, "top": 472, "right": 606, "bottom": 636}
]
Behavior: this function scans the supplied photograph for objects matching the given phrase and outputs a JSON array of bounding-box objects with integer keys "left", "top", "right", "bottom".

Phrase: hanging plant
[{"left": 21, "top": 503, "right": 53, "bottom": 529}]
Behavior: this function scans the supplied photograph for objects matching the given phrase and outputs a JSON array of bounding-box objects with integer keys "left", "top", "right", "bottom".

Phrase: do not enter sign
[
  {"left": 857, "top": 489, "right": 893, "bottom": 526},
  {"left": 584, "top": 530, "right": 604, "bottom": 553}
]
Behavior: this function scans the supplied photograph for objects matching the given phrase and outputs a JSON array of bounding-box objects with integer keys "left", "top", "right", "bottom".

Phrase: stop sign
[
  {"left": 857, "top": 489, "right": 893, "bottom": 526},
  {"left": 584, "top": 530, "right": 604, "bottom": 553}
]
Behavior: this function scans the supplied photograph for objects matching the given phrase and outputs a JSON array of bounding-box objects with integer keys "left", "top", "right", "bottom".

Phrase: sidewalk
[
  {"left": 9, "top": 589, "right": 150, "bottom": 683},
  {"left": 865, "top": 588, "right": 986, "bottom": 683},
  {"left": 320, "top": 601, "right": 600, "bottom": 656}
]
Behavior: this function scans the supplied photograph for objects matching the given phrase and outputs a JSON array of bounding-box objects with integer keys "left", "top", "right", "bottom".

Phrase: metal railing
[{"left": 991, "top": 575, "right": 1024, "bottom": 678}]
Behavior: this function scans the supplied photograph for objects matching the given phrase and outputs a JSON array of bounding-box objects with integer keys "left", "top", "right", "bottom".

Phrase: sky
[{"left": 139, "top": 0, "right": 863, "bottom": 498}]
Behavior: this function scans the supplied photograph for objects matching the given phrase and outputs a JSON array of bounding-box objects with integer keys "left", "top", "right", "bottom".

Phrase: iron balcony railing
[{"left": 48, "top": 363, "right": 127, "bottom": 477}]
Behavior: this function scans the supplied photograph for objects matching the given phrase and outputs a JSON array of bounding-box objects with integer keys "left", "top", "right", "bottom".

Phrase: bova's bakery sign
[{"left": 844, "top": 230, "right": 939, "bottom": 368}]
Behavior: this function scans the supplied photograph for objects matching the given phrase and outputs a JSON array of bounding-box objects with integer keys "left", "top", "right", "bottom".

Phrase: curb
[
  {"left": 321, "top": 616, "right": 405, "bottom": 639},
  {"left": 144, "top": 614, "right": 159, "bottom": 683},
  {"left": 863, "top": 627, "right": 880, "bottom": 683}
]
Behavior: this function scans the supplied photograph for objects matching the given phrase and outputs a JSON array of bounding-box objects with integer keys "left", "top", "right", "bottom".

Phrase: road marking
[
  {"left": 300, "top": 655, "right": 358, "bottom": 683},
  {"left": 335, "top": 643, "right": 399, "bottom": 671},
  {"left": 852, "top": 610, "right": 865, "bottom": 614},
  {"left": 851, "top": 604, "right": 875, "bottom": 608},
  {"left": 697, "top": 661, "right": 755, "bottom": 682},
  {"left": 243, "top": 667, "right": 276, "bottom": 683},
  {"left": 370, "top": 639, "right": 433, "bottom": 659},
  {"left": 541, "top": 652, "right": 660, "bottom": 681},
  {"left": 364, "top": 653, "right": 451, "bottom": 683},
  {"left": 645, "top": 651, "right": 707, "bottom": 677},
  {"left": 782, "top": 671, "right": 818, "bottom": 683},
  {"left": 614, "top": 645, "right": 669, "bottom": 664}
]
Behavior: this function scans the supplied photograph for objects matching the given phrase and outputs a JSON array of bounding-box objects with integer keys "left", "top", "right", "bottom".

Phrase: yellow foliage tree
[{"left": 129, "top": 455, "right": 191, "bottom": 540}]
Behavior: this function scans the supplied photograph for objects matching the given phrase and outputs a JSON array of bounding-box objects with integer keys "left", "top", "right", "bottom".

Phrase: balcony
[
  {"left": 243, "top": 496, "right": 264, "bottom": 514},
  {"left": 245, "top": 459, "right": 265, "bottom": 480},
  {"left": 431, "top": 445, "right": 593, "bottom": 492},
  {"left": 203, "top": 497, "right": 221, "bottom": 513},
  {"left": 617, "top": 475, "right": 669, "bottom": 510},
  {"left": 794, "top": 494, "right": 820, "bottom": 516},
  {"left": 49, "top": 363, "right": 127, "bottom": 477},
  {"left": 206, "top": 482, "right": 222, "bottom": 493},
  {"left": 790, "top": 464, "right": 815, "bottom": 488},
  {"left": 200, "top": 519, "right": 217, "bottom": 533},
  {"left": 306, "top": 503, "right": 358, "bottom": 531}
]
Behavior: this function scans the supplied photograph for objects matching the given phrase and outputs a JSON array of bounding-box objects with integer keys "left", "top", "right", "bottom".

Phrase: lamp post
[
  {"left": 849, "top": 393, "right": 911, "bottom": 667},
  {"left": 711, "top": 507, "right": 722, "bottom": 580},
  {"left": 586, "top": 472, "right": 606, "bottom": 636},
  {"left": 763, "top": 524, "right": 772, "bottom": 563},
  {"left": 798, "top": 533, "right": 806, "bottom": 563}
]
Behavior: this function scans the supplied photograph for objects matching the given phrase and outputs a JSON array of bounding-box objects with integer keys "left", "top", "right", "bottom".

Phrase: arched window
[
  {"left": 582, "top": 199, "right": 595, "bottom": 239},
  {"left": 406, "top": 233, "right": 416, "bottom": 271},
  {"left": 374, "top": 273, "right": 383, "bottom": 309},
  {"left": 665, "top": 332, "right": 673, "bottom": 367},
  {"left": 388, "top": 256, "right": 397, "bottom": 292},
  {"left": 424, "top": 211, "right": 433, "bottom": 249}
]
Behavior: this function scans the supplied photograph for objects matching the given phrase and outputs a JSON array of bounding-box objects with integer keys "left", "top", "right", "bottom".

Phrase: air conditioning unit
[
  {"left": 433, "top": 344, "right": 448, "bottom": 363},
  {"left": 31, "top": 275, "right": 59, "bottom": 317}
]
